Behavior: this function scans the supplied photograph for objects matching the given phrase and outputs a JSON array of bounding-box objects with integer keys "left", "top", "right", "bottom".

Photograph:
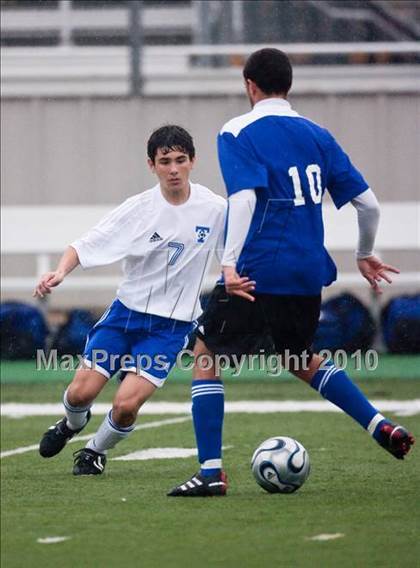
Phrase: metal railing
[
  {"left": 0, "top": 1, "right": 194, "bottom": 45},
  {"left": 2, "top": 42, "right": 420, "bottom": 97}
]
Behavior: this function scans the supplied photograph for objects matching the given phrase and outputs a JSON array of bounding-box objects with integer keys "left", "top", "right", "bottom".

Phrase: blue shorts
[{"left": 83, "top": 299, "right": 193, "bottom": 388}]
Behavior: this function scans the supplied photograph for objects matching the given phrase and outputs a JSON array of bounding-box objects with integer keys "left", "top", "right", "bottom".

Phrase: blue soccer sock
[
  {"left": 191, "top": 379, "right": 224, "bottom": 477},
  {"left": 311, "top": 362, "right": 385, "bottom": 438}
]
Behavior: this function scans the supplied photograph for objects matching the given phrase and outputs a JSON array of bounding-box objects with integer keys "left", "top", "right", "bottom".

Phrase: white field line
[
  {"left": 113, "top": 447, "right": 199, "bottom": 461},
  {"left": 112, "top": 445, "right": 232, "bottom": 462},
  {"left": 0, "top": 416, "right": 190, "bottom": 459},
  {"left": 2, "top": 399, "right": 420, "bottom": 418},
  {"left": 2, "top": 400, "right": 419, "bottom": 459},
  {"left": 37, "top": 537, "right": 71, "bottom": 544},
  {"left": 306, "top": 533, "right": 345, "bottom": 542}
]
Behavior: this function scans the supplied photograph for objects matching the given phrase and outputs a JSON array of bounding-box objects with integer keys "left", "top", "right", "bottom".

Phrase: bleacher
[
  {"left": 1, "top": 0, "right": 419, "bottom": 48},
  {"left": 1, "top": 0, "right": 419, "bottom": 97},
  {"left": 0, "top": 0, "right": 193, "bottom": 47}
]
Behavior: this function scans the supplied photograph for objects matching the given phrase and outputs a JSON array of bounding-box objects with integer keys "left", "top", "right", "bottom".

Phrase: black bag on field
[
  {"left": 0, "top": 302, "right": 49, "bottom": 359},
  {"left": 313, "top": 293, "right": 375, "bottom": 353},
  {"left": 382, "top": 295, "right": 420, "bottom": 354},
  {"left": 51, "top": 309, "right": 96, "bottom": 356}
]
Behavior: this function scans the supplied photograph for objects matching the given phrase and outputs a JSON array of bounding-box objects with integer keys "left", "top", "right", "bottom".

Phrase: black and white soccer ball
[{"left": 251, "top": 436, "right": 310, "bottom": 493}]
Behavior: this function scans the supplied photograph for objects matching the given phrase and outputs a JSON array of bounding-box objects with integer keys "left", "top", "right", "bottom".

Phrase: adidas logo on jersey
[{"left": 149, "top": 232, "right": 163, "bottom": 242}]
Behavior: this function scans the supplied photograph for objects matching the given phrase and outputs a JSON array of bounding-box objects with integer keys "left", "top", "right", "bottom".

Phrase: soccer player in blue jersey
[
  {"left": 168, "top": 49, "right": 415, "bottom": 497},
  {"left": 35, "top": 125, "right": 230, "bottom": 476}
]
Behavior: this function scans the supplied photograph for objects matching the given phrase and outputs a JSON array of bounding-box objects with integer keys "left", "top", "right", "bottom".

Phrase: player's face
[{"left": 149, "top": 148, "right": 194, "bottom": 195}]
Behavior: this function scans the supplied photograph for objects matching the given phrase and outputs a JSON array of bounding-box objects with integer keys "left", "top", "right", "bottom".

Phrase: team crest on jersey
[{"left": 195, "top": 226, "right": 210, "bottom": 243}]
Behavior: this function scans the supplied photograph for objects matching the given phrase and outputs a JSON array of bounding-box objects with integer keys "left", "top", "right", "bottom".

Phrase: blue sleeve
[
  {"left": 326, "top": 134, "right": 369, "bottom": 209},
  {"left": 217, "top": 132, "right": 268, "bottom": 196}
]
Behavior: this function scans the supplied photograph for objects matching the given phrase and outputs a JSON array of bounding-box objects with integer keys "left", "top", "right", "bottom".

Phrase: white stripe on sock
[
  {"left": 192, "top": 391, "right": 224, "bottom": 399},
  {"left": 191, "top": 390, "right": 224, "bottom": 398},
  {"left": 192, "top": 382, "right": 222, "bottom": 387},
  {"left": 191, "top": 385, "right": 224, "bottom": 393},
  {"left": 318, "top": 370, "right": 330, "bottom": 393},
  {"left": 321, "top": 368, "right": 340, "bottom": 392},
  {"left": 319, "top": 366, "right": 336, "bottom": 392},
  {"left": 192, "top": 386, "right": 224, "bottom": 392},
  {"left": 319, "top": 366, "right": 337, "bottom": 393},
  {"left": 201, "top": 459, "right": 222, "bottom": 469},
  {"left": 192, "top": 385, "right": 224, "bottom": 391},
  {"left": 191, "top": 385, "right": 224, "bottom": 394},
  {"left": 367, "top": 413, "right": 385, "bottom": 435}
]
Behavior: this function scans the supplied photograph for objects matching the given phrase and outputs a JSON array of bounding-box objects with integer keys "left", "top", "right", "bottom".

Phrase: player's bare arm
[{"left": 33, "top": 245, "right": 80, "bottom": 298}]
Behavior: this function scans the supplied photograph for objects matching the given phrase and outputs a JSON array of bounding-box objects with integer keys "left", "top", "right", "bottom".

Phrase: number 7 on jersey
[{"left": 167, "top": 241, "right": 185, "bottom": 266}]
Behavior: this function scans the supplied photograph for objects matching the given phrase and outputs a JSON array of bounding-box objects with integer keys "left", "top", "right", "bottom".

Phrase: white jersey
[{"left": 71, "top": 183, "right": 226, "bottom": 322}]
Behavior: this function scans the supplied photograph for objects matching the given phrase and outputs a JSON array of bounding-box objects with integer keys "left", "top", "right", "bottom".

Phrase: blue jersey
[{"left": 218, "top": 98, "right": 369, "bottom": 295}]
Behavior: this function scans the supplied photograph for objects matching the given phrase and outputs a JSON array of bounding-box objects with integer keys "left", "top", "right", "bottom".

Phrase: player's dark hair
[
  {"left": 147, "top": 125, "right": 195, "bottom": 163},
  {"left": 243, "top": 48, "right": 292, "bottom": 95}
]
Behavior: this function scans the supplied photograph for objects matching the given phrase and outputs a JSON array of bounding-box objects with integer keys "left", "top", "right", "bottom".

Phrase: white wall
[{"left": 2, "top": 93, "right": 419, "bottom": 206}]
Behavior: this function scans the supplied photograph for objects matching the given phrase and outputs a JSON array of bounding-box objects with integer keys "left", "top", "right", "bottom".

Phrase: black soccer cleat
[
  {"left": 167, "top": 471, "right": 228, "bottom": 497},
  {"left": 72, "top": 448, "right": 107, "bottom": 476},
  {"left": 375, "top": 421, "right": 415, "bottom": 460},
  {"left": 39, "top": 411, "right": 91, "bottom": 458}
]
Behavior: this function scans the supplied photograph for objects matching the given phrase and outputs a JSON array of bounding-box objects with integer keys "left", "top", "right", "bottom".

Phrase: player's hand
[
  {"left": 223, "top": 266, "right": 256, "bottom": 302},
  {"left": 357, "top": 255, "right": 400, "bottom": 295},
  {"left": 33, "top": 271, "right": 65, "bottom": 298}
]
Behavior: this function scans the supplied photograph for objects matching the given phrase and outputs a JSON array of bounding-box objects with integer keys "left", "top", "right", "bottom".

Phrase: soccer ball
[{"left": 251, "top": 436, "right": 310, "bottom": 494}]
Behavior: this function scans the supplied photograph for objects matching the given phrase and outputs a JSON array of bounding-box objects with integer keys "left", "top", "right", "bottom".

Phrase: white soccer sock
[
  {"left": 63, "top": 389, "right": 91, "bottom": 431},
  {"left": 86, "top": 410, "right": 135, "bottom": 454}
]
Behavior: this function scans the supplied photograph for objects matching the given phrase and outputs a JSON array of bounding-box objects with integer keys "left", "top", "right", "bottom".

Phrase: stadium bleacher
[{"left": 1, "top": 0, "right": 419, "bottom": 48}]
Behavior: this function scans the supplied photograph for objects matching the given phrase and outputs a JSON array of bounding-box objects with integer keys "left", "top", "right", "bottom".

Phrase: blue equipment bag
[
  {"left": 313, "top": 293, "right": 375, "bottom": 353},
  {"left": 381, "top": 295, "right": 420, "bottom": 354},
  {"left": 52, "top": 309, "right": 96, "bottom": 356},
  {"left": 0, "top": 302, "right": 49, "bottom": 359}
]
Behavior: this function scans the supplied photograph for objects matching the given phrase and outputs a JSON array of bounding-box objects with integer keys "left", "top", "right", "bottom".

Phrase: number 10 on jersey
[{"left": 288, "top": 164, "right": 323, "bottom": 206}]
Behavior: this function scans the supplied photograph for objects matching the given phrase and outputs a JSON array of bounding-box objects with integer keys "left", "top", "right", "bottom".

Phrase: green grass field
[{"left": 1, "top": 358, "right": 420, "bottom": 568}]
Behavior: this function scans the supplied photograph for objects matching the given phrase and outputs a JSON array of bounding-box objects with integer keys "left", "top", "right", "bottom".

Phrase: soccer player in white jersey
[
  {"left": 168, "top": 49, "right": 415, "bottom": 497},
  {"left": 35, "top": 125, "right": 228, "bottom": 476}
]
